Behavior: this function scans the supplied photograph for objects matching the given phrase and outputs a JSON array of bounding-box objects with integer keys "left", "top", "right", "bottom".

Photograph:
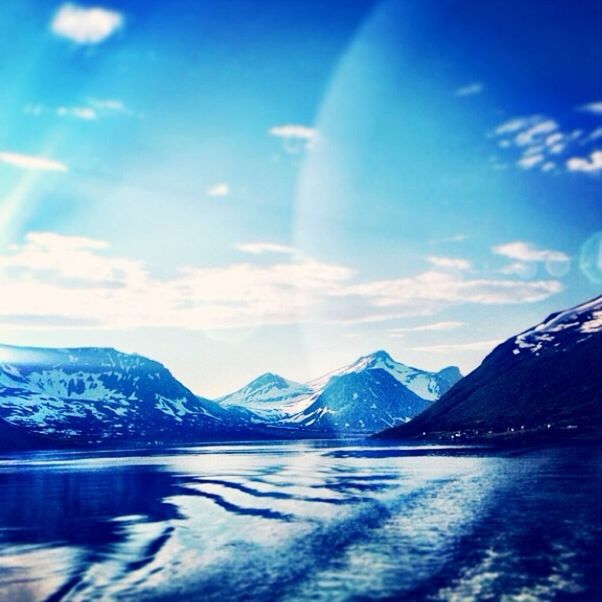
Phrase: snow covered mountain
[
  {"left": 218, "top": 373, "right": 312, "bottom": 421},
  {"left": 378, "top": 295, "right": 602, "bottom": 441},
  {"left": 0, "top": 344, "right": 463, "bottom": 447},
  {"left": 307, "top": 350, "right": 461, "bottom": 401},
  {"left": 218, "top": 350, "right": 462, "bottom": 434},
  {"left": 288, "top": 369, "right": 431, "bottom": 433},
  {"left": 0, "top": 345, "right": 256, "bottom": 448}
]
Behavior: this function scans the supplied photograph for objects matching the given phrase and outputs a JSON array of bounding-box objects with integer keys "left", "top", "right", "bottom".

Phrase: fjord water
[{"left": 1, "top": 442, "right": 601, "bottom": 601}]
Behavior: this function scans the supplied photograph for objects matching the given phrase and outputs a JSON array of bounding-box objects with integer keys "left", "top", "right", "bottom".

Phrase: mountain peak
[
  {"left": 249, "top": 372, "right": 290, "bottom": 388},
  {"left": 217, "top": 371, "right": 310, "bottom": 414},
  {"left": 364, "top": 350, "right": 394, "bottom": 363},
  {"left": 437, "top": 366, "right": 462, "bottom": 379}
]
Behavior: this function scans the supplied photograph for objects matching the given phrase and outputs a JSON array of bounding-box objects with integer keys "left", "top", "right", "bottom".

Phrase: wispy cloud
[
  {"left": 389, "top": 321, "right": 464, "bottom": 337},
  {"left": 22, "top": 232, "right": 109, "bottom": 251},
  {"left": 0, "top": 233, "right": 562, "bottom": 332},
  {"left": 0, "top": 151, "right": 67, "bottom": 172},
  {"left": 566, "top": 151, "right": 602, "bottom": 173},
  {"left": 454, "top": 82, "right": 483, "bottom": 97},
  {"left": 269, "top": 125, "right": 316, "bottom": 140},
  {"left": 88, "top": 98, "right": 127, "bottom": 113},
  {"left": 493, "top": 241, "right": 570, "bottom": 278},
  {"left": 430, "top": 234, "right": 467, "bottom": 244},
  {"left": 51, "top": 3, "right": 124, "bottom": 45},
  {"left": 206, "top": 183, "right": 229, "bottom": 197},
  {"left": 517, "top": 154, "right": 544, "bottom": 170},
  {"left": 57, "top": 106, "right": 97, "bottom": 120},
  {"left": 492, "top": 115, "right": 564, "bottom": 172},
  {"left": 589, "top": 128, "right": 602, "bottom": 142},
  {"left": 346, "top": 271, "right": 561, "bottom": 309},
  {"left": 269, "top": 124, "right": 316, "bottom": 154},
  {"left": 236, "top": 242, "right": 296, "bottom": 256},
  {"left": 492, "top": 241, "right": 569, "bottom": 263},
  {"left": 25, "top": 98, "right": 129, "bottom": 121},
  {"left": 410, "top": 340, "right": 500, "bottom": 353},
  {"left": 498, "top": 262, "right": 537, "bottom": 278},
  {"left": 494, "top": 116, "right": 542, "bottom": 136},
  {"left": 490, "top": 111, "right": 602, "bottom": 175},
  {"left": 426, "top": 256, "right": 471, "bottom": 270},
  {"left": 577, "top": 101, "right": 602, "bottom": 115},
  {"left": 514, "top": 120, "right": 559, "bottom": 147}
]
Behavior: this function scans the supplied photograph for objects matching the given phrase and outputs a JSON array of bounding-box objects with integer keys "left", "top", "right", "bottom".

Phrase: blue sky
[{"left": 0, "top": 0, "right": 600, "bottom": 396}]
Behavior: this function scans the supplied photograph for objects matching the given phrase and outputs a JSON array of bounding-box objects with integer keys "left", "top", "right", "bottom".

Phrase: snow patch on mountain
[{"left": 513, "top": 295, "right": 602, "bottom": 354}]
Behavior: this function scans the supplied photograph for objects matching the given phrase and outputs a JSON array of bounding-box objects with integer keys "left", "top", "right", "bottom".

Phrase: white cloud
[
  {"left": 492, "top": 115, "right": 568, "bottom": 173},
  {"left": 566, "top": 151, "right": 602, "bottom": 173},
  {"left": 57, "top": 106, "right": 97, "bottom": 120},
  {"left": 0, "top": 233, "right": 563, "bottom": 332},
  {"left": 493, "top": 241, "right": 569, "bottom": 263},
  {"left": 492, "top": 113, "right": 598, "bottom": 175},
  {"left": 454, "top": 83, "right": 483, "bottom": 97},
  {"left": 578, "top": 102, "right": 602, "bottom": 115},
  {"left": 88, "top": 98, "right": 126, "bottom": 112},
  {"left": 236, "top": 242, "right": 296, "bottom": 256},
  {"left": 494, "top": 116, "right": 542, "bottom": 136},
  {"left": 390, "top": 321, "right": 464, "bottom": 336},
  {"left": 0, "top": 151, "right": 67, "bottom": 172},
  {"left": 409, "top": 340, "right": 500, "bottom": 353},
  {"left": 0, "top": 233, "right": 349, "bottom": 331},
  {"left": 426, "top": 256, "right": 471, "bottom": 270},
  {"left": 269, "top": 125, "right": 316, "bottom": 140},
  {"left": 514, "top": 120, "right": 558, "bottom": 146},
  {"left": 206, "top": 183, "right": 229, "bottom": 197},
  {"left": 545, "top": 132, "right": 563, "bottom": 149},
  {"left": 498, "top": 262, "right": 536, "bottom": 278},
  {"left": 51, "top": 3, "right": 123, "bottom": 44},
  {"left": 23, "top": 231, "right": 109, "bottom": 251},
  {"left": 430, "top": 234, "right": 467, "bottom": 244},
  {"left": 1, "top": 232, "right": 129, "bottom": 284},
  {"left": 269, "top": 124, "right": 316, "bottom": 154},
  {"left": 25, "top": 99, "right": 128, "bottom": 121},
  {"left": 517, "top": 154, "right": 544, "bottom": 170},
  {"left": 345, "top": 271, "right": 561, "bottom": 308}
]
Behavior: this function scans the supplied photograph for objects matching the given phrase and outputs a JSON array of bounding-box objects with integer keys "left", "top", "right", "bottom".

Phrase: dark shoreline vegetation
[{"left": 0, "top": 294, "right": 600, "bottom": 451}]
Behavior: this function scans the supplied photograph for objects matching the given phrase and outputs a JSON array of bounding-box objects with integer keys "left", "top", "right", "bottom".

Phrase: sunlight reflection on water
[{"left": 0, "top": 441, "right": 601, "bottom": 601}]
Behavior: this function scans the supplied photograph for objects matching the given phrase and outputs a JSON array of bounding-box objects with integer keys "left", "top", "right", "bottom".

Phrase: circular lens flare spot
[{"left": 579, "top": 232, "right": 602, "bottom": 284}]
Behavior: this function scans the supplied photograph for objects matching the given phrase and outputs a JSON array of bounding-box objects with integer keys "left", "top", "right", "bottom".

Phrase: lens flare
[{"left": 579, "top": 232, "right": 602, "bottom": 284}]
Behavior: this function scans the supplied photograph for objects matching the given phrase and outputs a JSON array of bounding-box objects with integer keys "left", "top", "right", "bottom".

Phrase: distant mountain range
[
  {"left": 0, "top": 345, "right": 459, "bottom": 449},
  {"left": 3, "top": 294, "right": 599, "bottom": 450},
  {"left": 219, "top": 350, "right": 461, "bottom": 433},
  {"left": 378, "top": 295, "right": 602, "bottom": 442}
]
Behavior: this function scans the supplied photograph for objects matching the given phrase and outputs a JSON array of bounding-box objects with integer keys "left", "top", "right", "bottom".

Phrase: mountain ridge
[
  {"left": 0, "top": 344, "right": 258, "bottom": 449},
  {"left": 217, "top": 349, "right": 462, "bottom": 434},
  {"left": 376, "top": 295, "right": 602, "bottom": 442},
  {"left": 0, "top": 344, "right": 461, "bottom": 446}
]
